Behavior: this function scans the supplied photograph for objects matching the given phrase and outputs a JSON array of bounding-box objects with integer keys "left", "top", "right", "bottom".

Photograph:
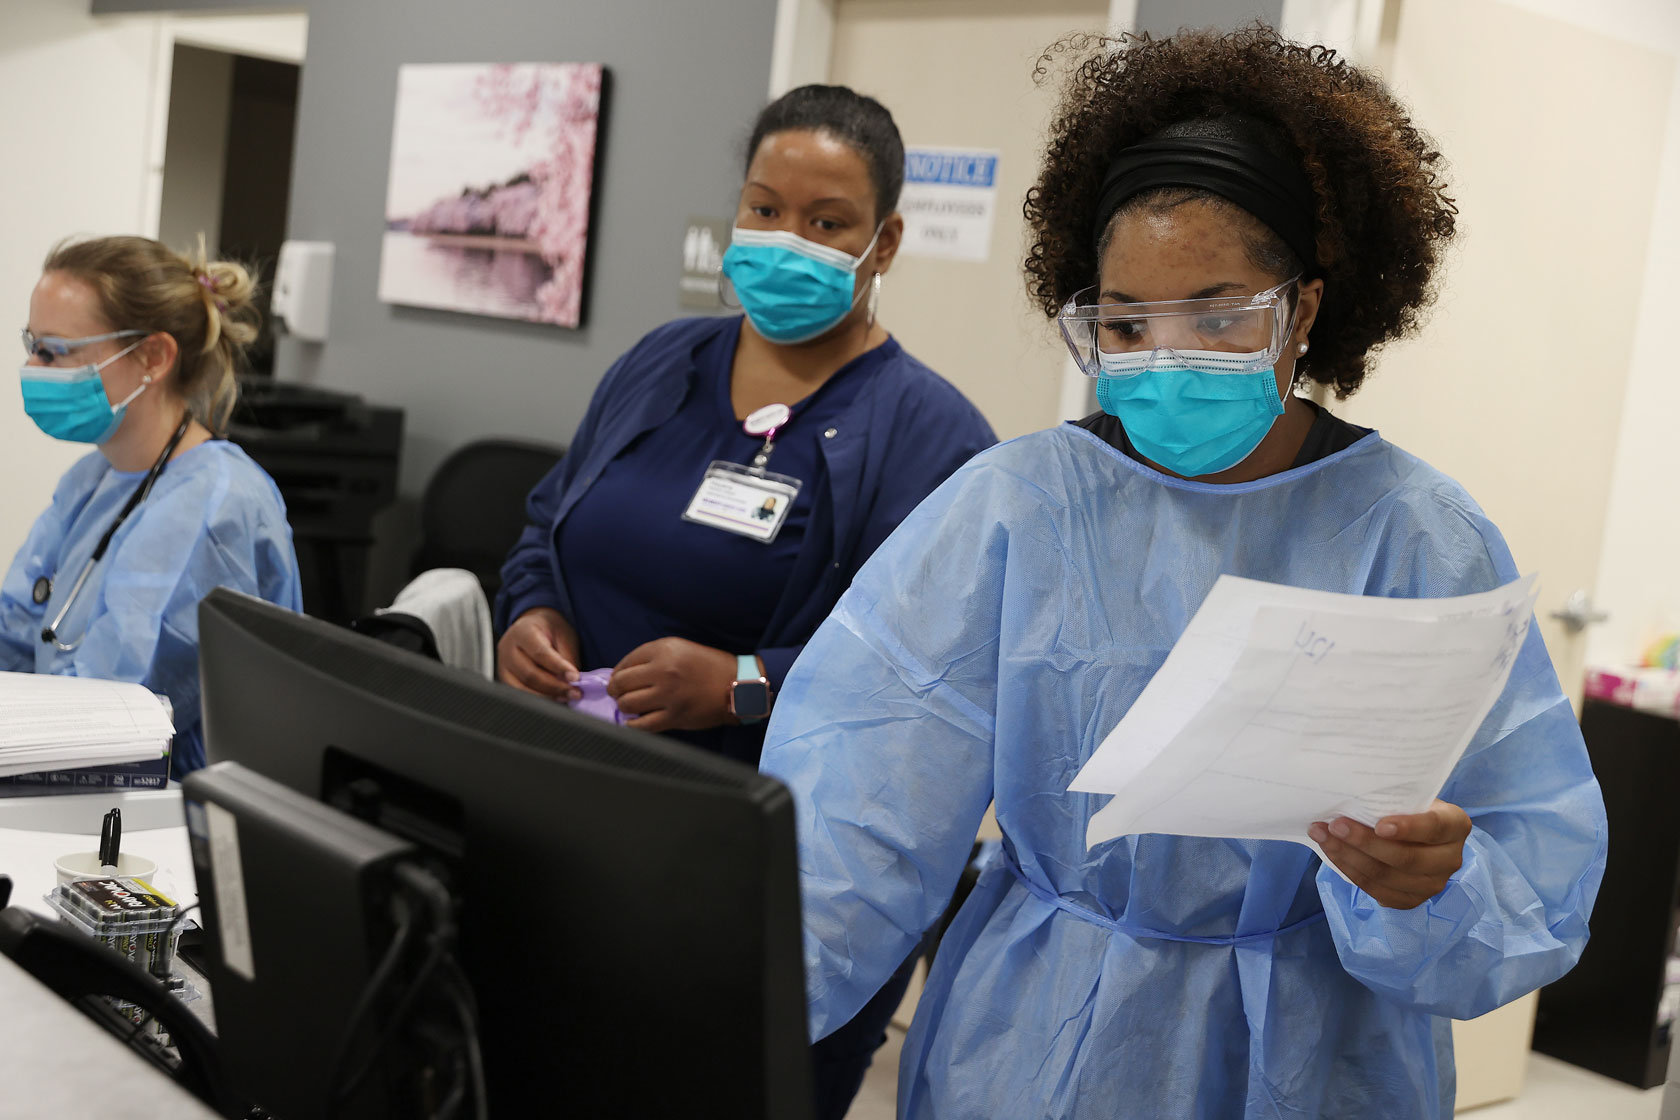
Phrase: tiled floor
[{"left": 843, "top": 1033, "right": 1666, "bottom": 1120}]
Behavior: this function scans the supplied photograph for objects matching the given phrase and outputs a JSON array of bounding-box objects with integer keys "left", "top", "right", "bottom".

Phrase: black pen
[{"left": 99, "top": 808, "right": 122, "bottom": 872}]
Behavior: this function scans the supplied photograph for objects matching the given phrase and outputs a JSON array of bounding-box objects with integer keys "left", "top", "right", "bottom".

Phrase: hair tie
[{"left": 197, "top": 272, "right": 228, "bottom": 312}]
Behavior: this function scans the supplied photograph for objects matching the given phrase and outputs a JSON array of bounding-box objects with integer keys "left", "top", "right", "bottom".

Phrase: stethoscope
[{"left": 35, "top": 417, "right": 191, "bottom": 652}]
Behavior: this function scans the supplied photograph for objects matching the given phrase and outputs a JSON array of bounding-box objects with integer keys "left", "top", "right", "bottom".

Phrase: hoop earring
[
  {"left": 866, "top": 273, "right": 881, "bottom": 328},
  {"left": 716, "top": 269, "right": 741, "bottom": 311}
]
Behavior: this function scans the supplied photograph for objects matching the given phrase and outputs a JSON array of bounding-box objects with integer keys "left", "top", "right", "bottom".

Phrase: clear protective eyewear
[
  {"left": 1057, "top": 277, "right": 1301, "bottom": 378},
  {"left": 21, "top": 328, "right": 149, "bottom": 366}
]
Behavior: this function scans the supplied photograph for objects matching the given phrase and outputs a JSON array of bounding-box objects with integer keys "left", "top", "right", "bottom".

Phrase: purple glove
[{"left": 568, "top": 667, "right": 628, "bottom": 725}]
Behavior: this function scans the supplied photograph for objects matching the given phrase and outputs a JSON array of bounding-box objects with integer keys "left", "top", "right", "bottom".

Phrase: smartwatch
[{"left": 728, "top": 654, "right": 772, "bottom": 724}]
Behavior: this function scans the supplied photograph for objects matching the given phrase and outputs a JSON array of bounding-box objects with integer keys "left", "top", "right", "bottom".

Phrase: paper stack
[
  {"left": 1070, "top": 574, "right": 1538, "bottom": 866},
  {"left": 0, "top": 673, "right": 175, "bottom": 779}
]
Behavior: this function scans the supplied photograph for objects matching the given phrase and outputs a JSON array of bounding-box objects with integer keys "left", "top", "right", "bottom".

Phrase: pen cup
[{"left": 55, "top": 851, "right": 158, "bottom": 887}]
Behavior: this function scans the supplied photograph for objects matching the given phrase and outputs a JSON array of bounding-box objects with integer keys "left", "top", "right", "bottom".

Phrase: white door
[{"left": 826, "top": 0, "right": 1112, "bottom": 441}]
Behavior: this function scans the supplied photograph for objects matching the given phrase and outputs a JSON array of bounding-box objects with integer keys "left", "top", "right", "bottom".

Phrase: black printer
[{"left": 225, "top": 378, "right": 403, "bottom": 623}]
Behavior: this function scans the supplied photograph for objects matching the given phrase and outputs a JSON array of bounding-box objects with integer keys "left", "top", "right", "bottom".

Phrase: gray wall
[
  {"left": 94, "top": 0, "right": 779, "bottom": 604},
  {"left": 93, "top": 2, "right": 776, "bottom": 490},
  {"left": 95, "top": 0, "right": 1273, "bottom": 597},
  {"left": 274, "top": 0, "right": 778, "bottom": 498},
  {"left": 1134, "top": 0, "right": 1284, "bottom": 36}
]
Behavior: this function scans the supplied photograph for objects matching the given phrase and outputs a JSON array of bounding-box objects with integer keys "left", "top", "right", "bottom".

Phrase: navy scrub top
[
  {"left": 496, "top": 314, "right": 997, "bottom": 763},
  {"left": 557, "top": 318, "right": 868, "bottom": 689}
]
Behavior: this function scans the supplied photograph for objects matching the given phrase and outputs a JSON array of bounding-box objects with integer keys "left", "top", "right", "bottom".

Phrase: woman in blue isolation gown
[
  {"left": 759, "top": 27, "right": 1607, "bottom": 1119},
  {"left": 1, "top": 236, "right": 301, "bottom": 776}
]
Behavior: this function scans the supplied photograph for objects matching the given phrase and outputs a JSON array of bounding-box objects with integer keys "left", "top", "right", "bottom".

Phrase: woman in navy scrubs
[{"left": 494, "top": 84, "right": 995, "bottom": 1117}]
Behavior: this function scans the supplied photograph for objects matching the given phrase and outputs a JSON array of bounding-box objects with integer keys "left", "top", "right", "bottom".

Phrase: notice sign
[{"left": 898, "top": 147, "right": 1000, "bottom": 263}]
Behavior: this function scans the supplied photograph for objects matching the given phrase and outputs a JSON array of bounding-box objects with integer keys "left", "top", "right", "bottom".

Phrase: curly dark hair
[{"left": 1024, "top": 26, "right": 1457, "bottom": 398}]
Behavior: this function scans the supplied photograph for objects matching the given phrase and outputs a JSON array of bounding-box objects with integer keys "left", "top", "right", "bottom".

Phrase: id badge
[{"left": 683, "top": 461, "right": 801, "bottom": 543}]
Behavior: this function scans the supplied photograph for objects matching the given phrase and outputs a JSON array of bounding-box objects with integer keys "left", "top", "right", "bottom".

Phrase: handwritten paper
[{"left": 1071, "top": 575, "right": 1537, "bottom": 865}]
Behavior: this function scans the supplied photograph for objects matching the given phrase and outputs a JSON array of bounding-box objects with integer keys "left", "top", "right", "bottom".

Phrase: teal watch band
[{"left": 730, "top": 654, "right": 772, "bottom": 724}]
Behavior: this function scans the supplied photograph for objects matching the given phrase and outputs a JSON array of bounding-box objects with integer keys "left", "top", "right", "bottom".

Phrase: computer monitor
[{"left": 195, "top": 588, "right": 815, "bottom": 1118}]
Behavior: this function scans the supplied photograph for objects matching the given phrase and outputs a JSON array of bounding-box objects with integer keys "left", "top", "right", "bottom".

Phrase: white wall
[
  {"left": 0, "top": 2, "right": 305, "bottom": 564},
  {"left": 1281, "top": 0, "right": 1680, "bottom": 673},
  {"left": 168, "top": 12, "right": 306, "bottom": 64},
  {"left": 0, "top": 2, "right": 161, "bottom": 561},
  {"left": 1560, "top": 2, "right": 1680, "bottom": 670},
  {"left": 770, "top": 0, "right": 837, "bottom": 96},
  {"left": 1278, "top": 0, "right": 1671, "bottom": 704}
]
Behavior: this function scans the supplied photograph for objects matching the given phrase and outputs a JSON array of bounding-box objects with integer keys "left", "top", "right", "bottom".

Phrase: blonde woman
[{"left": 2, "top": 236, "right": 302, "bottom": 775}]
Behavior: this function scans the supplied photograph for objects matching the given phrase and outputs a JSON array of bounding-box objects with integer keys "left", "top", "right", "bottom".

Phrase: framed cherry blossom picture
[{"left": 379, "top": 62, "right": 606, "bottom": 328}]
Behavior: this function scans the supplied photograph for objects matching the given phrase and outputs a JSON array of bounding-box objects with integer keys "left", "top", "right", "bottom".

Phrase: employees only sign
[{"left": 898, "top": 147, "right": 1000, "bottom": 263}]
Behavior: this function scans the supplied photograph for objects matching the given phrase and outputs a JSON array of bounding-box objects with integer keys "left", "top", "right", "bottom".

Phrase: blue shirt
[
  {"left": 0, "top": 440, "right": 304, "bottom": 775},
  {"left": 497, "top": 315, "right": 996, "bottom": 762}
]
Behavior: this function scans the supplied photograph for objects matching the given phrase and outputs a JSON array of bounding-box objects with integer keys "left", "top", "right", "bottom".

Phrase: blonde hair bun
[{"left": 45, "top": 233, "right": 263, "bottom": 433}]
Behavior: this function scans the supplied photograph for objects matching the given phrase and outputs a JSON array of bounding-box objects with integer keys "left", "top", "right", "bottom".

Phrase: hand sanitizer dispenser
[{"left": 273, "top": 241, "right": 334, "bottom": 341}]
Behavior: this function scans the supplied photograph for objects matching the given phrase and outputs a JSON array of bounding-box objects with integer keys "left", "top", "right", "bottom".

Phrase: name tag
[{"left": 683, "top": 461, "right": 801, "bottom": 543}]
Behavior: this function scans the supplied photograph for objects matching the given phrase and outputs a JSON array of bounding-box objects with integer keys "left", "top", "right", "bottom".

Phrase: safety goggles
[
  {"left": 21, "top": 328, "right": 150, "bottom": 366},
  {"left": 1057, "top": 277, "right": 1300, "bottom": 377}
]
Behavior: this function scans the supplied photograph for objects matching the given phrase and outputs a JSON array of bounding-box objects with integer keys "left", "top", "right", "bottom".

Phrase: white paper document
[
  {"left": 1070, "top": 575, "right": 1538, "bottom": 863},
  {"left": 0, "top": 673, "right": 175, "bottom": 778}
]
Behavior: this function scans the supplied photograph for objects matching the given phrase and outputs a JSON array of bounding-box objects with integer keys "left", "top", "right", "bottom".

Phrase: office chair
[{"left": 409, "top": 439, "right": 565, "bottom": 603}]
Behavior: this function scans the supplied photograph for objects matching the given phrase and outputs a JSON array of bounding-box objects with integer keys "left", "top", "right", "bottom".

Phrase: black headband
[{"left": 1092, "top": 136, "right": 1318, "bottom": 270}]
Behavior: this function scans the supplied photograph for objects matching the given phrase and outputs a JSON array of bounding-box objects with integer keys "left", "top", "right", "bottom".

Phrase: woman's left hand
[
  {"left": 1309, "top": 799, "right": 1473, "bottom": 909},
  {"left": 609, "top": 638, "right": 739, "bottom": 733}
]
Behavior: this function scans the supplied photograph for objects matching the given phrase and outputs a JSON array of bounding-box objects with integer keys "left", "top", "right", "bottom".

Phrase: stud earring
[{"left": 1296, "top": 342, "right": 1309, "bottom": 356}]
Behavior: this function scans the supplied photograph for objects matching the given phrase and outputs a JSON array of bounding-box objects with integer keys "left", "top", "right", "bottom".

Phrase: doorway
[{"left": 156, "top": 44, "right": 301, "bottom": 376}]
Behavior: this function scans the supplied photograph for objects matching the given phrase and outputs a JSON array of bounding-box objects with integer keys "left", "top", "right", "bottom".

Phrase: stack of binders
[{"left": 0, "top": 673, "right": 174, "bottom": 797}]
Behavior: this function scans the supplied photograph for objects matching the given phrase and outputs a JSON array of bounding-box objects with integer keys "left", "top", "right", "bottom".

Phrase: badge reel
[{"left": 683, "top": 403, "right": 802, "bottom": 544}]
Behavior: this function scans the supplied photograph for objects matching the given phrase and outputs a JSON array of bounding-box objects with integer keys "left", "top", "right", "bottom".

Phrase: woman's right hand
[{"left": 497, "top": 607, "right": 583, "bottom": 701}]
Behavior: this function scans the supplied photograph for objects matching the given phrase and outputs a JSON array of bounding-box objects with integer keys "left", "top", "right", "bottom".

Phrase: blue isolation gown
[
  {"left": 759, "top": 424, "right": 1607, "bottom": 1119},
  {"left": 0, "top": 441, "right": 302, "bottom": 774}
]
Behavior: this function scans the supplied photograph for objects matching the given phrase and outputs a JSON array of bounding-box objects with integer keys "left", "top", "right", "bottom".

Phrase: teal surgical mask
[
  {"left": 1096, "top": 351, "right": 1287, "bottom": 478},
  {"left": 1059, "top": 278, "right": 1303, "bottom": 476},
  {"left": 19, "top": 341, "right": 149, "bottom": 444},
  {"left": 721, "top": 225, "right": 880, "bottom": 344}
]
